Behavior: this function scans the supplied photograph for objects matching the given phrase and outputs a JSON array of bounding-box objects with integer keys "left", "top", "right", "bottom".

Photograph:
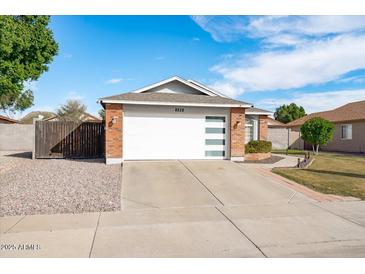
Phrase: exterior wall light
[{"left": 112, "top": 116, "right": 118, "bottom": 124}]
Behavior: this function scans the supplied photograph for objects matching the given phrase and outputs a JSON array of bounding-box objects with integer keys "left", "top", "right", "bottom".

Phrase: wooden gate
[{"left": 35, "top": 121, "right": 105, "bottom": 159}]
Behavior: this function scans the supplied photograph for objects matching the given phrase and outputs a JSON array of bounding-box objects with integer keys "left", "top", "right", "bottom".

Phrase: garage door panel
[
  {"left": 123, "top": 106, "right": 229, "bottom": 160},
  {"left": 124, "top": 115, "right": 205, "bottom": 160}
]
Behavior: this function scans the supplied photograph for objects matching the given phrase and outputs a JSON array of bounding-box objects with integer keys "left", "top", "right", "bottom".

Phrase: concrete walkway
[
  {"left": 1, "top": 160, "right": 365, "bottom": 258},
  {"left": 243, "top": 154, "right": 302, "bottom": 169}
]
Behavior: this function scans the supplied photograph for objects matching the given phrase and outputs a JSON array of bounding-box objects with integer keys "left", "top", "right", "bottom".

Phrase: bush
[{"left": 245, "top": 140, "right": 272, "bottom": 153}]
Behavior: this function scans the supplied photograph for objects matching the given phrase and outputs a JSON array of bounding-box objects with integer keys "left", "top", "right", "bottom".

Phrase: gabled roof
[
  {"left": 20, "top": 111, "right": 57, "bottom": 124},
  {"left": 0, "top": 115, "right": 19, "bottom": 123},
  {"left": 267, "top": 117, "right": 286, "bottom": 127},
  {"left": 44, "top": 112, "right": 101, "bottom": 122},
  {"left": 100, "top": 92, "right": 251, "bottom": 108},
  {"left": 245, "top": 107, "right": 272, "bottom": 115},
  {"left": 287, "top": 100, "right": 365, "bottom": 127},
  {"left": 186, "top": 79, "right": 230, "bottom": 98},
  {"left": 99, "top": 76, "right": 252, "bottom": 108},
  {"left": 131, "top": 76, "right": 230, "bottom": 98}
]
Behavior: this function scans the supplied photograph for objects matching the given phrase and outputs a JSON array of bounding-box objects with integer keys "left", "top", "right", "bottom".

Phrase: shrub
[{"left": 245, "top": 140, "right": 272, "bottom": 153}]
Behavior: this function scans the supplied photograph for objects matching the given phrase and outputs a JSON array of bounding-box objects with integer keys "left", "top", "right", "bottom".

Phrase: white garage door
[{"left": 123, "top": 105, "right": 229, "bottom": 160}]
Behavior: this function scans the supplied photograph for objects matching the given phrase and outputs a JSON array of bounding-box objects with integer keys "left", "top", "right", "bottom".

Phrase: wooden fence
[{"left": 35, "top": 121, "right": 105, "bottom": 159}]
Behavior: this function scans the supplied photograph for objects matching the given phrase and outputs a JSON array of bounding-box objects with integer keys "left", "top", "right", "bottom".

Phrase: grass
[
  {"left": 272, "top": 149, "right": 308, "bottom": 156},
  {"left": 272, "top": 152, "right": 365, "bottom": 200}
]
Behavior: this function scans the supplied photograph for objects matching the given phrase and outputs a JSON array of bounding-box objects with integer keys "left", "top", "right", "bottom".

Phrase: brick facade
[
  {"left": 105, "top": 104, "right": 123, "bottom": 163},
  {"left": 230, "top": 108, "right": 245, "bottom": 160},
  {"left": 259, "top": 115, "right": 268, "bottom": 141},
  {"left": 245, "top": 152, "right": 271, "bottom": 161}
]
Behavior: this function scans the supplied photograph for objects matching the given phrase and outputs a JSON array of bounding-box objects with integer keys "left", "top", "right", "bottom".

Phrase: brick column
[
  {"left": 230, "top": 107, "right": 245, "bottom": 161},
  {"left": 105, "top": 104, "right": 123, "bottom": 164},
  {"left": 259, "top": 115, "right": 268, "bottom": 141}
]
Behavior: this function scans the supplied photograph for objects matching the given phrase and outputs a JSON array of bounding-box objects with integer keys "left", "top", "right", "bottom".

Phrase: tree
[
  {"left": 98, "top": 108, "right": 105, "bottom": 120},
  {"left": 56, "top": 99, "right": 87, "bottom": 122},
  {"left": 274, "top": 103, "right": 306, "bottom": 124},
  {"left": 0, "top": 16, "right": 58, "bottom": 114},
  {"left": 300, "top": 117, "right": 335, "bottom": 154}
]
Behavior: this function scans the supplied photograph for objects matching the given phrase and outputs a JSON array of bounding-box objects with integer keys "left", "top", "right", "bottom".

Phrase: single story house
[
  {"left": 286, "top": 100, "right": 365, "bottom": 153},
  {"left": 99, "top": 76, "right": 271, "bottom": 164},
  {"left": 44, "top": 112, "right": 101, "bottom": 122},
  {"left": 268, "top": 117, "right": 285, "bottom": 127},
  {"left": 0, "top": 115, "right": 19, "bottom": 124},
  {"left": 267, "top": 117, "right": 293, "bottom": 150},
  {"left": 20, "top": 111, "right": 57, "bottom": 124}
]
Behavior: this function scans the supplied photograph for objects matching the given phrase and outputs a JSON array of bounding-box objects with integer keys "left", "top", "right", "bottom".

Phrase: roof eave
[
  {"left": 130, "top": 76, "right": 219, "bottom": 97},
  {"left": 187, "top": 79, "right": 231, "bottom": 99},
  {"left": 99, "top": 99, "right": 251, "bottom": 108},
  {"left": 287, "top": 117, "right": 365, "bottom": 127},
  {"left": 245, "top": 111, "right": 272, "bottom": 115}
]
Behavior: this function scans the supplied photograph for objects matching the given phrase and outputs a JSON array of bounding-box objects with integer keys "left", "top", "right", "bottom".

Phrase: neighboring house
[
  {"left": 267, "top": 117, "right": 285, "bottom": 127},
  {"left": 20, "top": 111, "right": 57, "bottom": 124},
  {"left": 267, "top": 117, "right": 293, "bottom": 149},
  {"left": 99, "top": 76, "right": 271, "bottom": 164},
  {"left": 0, "top": 115, "right": 19, "bottom": 124},
  {"left": 287, "top": 100, "right": 365, "bottom": 153},
  {"left": 45, "top": 112, "right": 101, "bottom": 122}
]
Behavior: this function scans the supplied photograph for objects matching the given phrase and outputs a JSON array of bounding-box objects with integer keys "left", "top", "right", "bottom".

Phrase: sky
[{"left": 17, "top": 15, "right": 365, "bottom": 118}]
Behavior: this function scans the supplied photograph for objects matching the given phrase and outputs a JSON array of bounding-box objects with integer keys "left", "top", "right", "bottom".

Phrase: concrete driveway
[
  {"left": 122, "top": 160, "right": 305, "bottom": 209},
  {"left": 1, "top": 160, "right": 365, "bottom": 257}
]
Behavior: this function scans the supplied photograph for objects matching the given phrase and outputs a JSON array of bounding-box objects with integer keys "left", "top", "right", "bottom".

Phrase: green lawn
[
  {"left": 272, "top": 152, "right": 365, "bottom": 200},
  {"left": 272, "top": 149, "right": 308, "bottom": 156}
]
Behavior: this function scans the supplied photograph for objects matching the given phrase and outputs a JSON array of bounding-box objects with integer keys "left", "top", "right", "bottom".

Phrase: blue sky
[{"left": 20, "top": 16, "right": 365, "bottom": 117}]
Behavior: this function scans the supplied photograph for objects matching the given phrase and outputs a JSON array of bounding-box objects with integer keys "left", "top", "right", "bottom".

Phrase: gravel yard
[{"left": 0, "top": 151, "right": 121, "bottom": 216}]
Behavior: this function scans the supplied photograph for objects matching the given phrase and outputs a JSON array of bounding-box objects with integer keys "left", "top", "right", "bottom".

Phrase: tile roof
[
  {"left": 287, "top": 100, "right": 365, "bottom": 127},
  {"left": 100, "top": 92, "right": 252, "bottom": 107}
]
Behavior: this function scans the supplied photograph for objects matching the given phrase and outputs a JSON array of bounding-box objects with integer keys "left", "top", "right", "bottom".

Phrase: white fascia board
[
  {"left": 245, "top": 111, "right": 272, "bottom": 115},
  {"left": 100, "top": 99, "right": 251, "bottom": 108},
  {"left": 132, "top": 76, "right": 217, "bottom": 97},
  {"left": 187, "top": 79, "right": 230, "bottom": 99}
]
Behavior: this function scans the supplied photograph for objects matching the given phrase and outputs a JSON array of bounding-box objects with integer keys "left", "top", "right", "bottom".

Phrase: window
[
  {"left": 205, "top": 139, "right": 225, "bottom": 145},
  {"left": 245, "top": 115, "right": 258, "bottom": 143},
  {"left": 206, "top": 128, "right": 225, "bottom": 134},
  {"left": 206, "top": 116, "right": 225, "bottom": 122},
  {"left": 245, "top": 125, "right": 254, "bottom": 143},
  {"left": 341, "top": 124, "right": 352, "bottom": 140},
  {"left": 205, "top": 116, "right": 226, "bottom": 158},
  {"left": 205, "top": 150, "right": 225, "bottom": 157}
]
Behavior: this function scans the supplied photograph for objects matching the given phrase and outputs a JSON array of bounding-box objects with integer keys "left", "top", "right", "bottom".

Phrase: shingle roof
[
  {"left": 0, "top": 115, "right": 19, "bottom": 123},
  {"left": 287, "top": 100, "right": 365, "bottom": 127},
  {"left": 268, "top": 117, "right": 286, "bottom": 127},
  {"left": 100, "top": 92, "right": 252, "bottom": 107},
  {"left": 20, "top": 111, "right": 56, "bottom": 124},
  {"left": 246, "top": 107, "right": 272, "bottom": 114}
]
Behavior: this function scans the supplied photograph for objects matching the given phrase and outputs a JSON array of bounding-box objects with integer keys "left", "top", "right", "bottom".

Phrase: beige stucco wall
[
  {"left": 267, "top": 127, "right": 305, "bottom": 150},
  {"left": 322, "top": 120, "right": 365, "bottom": 153},
  {"left": 289, "top": 127, "right": 304, "bottom": 150},
  {"left": 267, "top": 127, "right": 288, "bottom": 149},
  {"left": 0, "top": 124, "right": 34, "bottom": 151},
  {"left": 288, "top": 120, "right": 365, "bottom": 153}
]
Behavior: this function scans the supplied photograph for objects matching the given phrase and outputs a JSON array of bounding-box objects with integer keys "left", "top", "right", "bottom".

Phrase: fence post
[{"left": 32, "top": 120, "right": 36, "bottom": 159}]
